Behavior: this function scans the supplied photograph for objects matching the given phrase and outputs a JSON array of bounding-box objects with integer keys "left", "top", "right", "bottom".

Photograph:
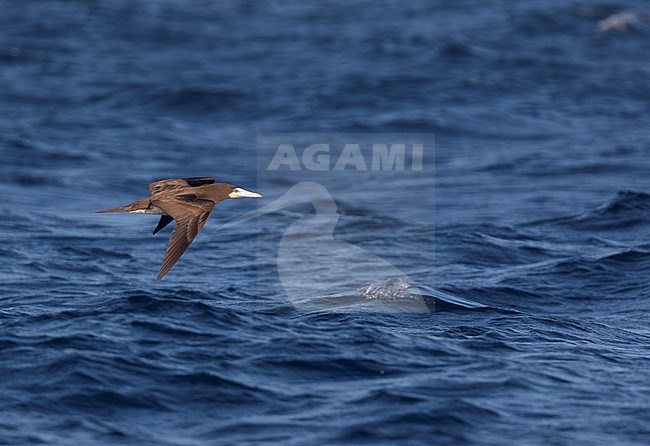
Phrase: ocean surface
[{"left": 1, "top": 1, "right": 650, "bottom": 445}]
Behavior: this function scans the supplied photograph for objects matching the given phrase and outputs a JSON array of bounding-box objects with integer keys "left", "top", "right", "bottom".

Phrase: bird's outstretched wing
[
  {"left": 152, "top": 194, "right": 216, "bottom": 280},
  {"left": 148, "top": 177, "right": 215, "bottom": 195},
  {"left": 153, "top": 215, "right": 174, "bottom": 235}
]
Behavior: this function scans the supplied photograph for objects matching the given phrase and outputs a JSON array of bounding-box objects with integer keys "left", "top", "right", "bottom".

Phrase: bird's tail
[
  {"left": 93, "top": 199, "right": 149, "bottom": 214},
  {"left": 93, "top": 204, "right": 133, "bottom": 214}
]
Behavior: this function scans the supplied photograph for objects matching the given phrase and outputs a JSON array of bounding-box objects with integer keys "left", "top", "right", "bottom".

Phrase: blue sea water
[{"left": 1, "top": 0, "right": 650, "bottom": 444}]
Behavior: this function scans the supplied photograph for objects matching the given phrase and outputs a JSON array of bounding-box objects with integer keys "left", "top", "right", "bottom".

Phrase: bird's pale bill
[{"left": 229, "top": 187, "right": 262, "bottom": 198}]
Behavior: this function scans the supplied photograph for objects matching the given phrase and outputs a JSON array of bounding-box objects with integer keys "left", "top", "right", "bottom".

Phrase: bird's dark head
[{"left": 226, "top": 184, "right": 262, "bottom": 199}]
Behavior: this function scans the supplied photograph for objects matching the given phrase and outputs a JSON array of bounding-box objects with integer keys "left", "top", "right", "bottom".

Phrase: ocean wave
[{"left": 550, "top": 190, "right": 650, "bottom": 230}]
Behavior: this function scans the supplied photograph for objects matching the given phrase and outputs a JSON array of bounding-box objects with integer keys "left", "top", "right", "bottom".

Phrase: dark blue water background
[{"left": 1, "top": 1, "right": 650, "bottom": 444}]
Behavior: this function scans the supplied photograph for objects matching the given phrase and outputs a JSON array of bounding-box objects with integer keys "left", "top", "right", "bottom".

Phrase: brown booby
[{"left": 94, "top": 177, "right": 261, "bottom": 280}]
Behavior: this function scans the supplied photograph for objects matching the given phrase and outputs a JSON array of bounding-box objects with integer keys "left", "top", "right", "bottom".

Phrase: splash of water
[{"left": 359, "top": 277, "right": 416, "bottom": 300}]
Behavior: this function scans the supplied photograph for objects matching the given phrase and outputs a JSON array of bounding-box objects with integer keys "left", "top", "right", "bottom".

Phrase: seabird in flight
[{"left": 94, "top": 177, "right": 261, "bottom": 280}]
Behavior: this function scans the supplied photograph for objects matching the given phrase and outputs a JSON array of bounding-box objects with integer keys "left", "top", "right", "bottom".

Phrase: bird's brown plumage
[
  {"left": 152, "top": 193, "right": 215, "bottom": 280},
  {"left": 94, "top": 177, "right": 261, "bottom": 280},
  {"left": 148, "top": 177, "right": 216, "bottom": 195}
]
